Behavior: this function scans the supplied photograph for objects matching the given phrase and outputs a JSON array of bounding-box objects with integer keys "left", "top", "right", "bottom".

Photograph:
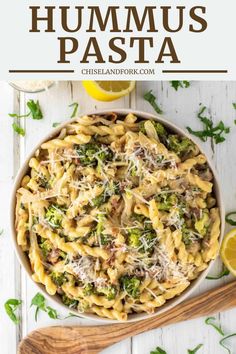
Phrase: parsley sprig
[
  {"left": 150, "top": 347, "right": 167, "bottom": 354},
  {"left": 31, "top": 293, "right": 59, "bottom": 321},
  {"left": 12, "top": 123, "right": 25, "bottom": 136},
  {"left": 206, "top": 266, "right": 230, "bottom": 280},
  {"left": 9, "top": 99, "right": 43, "bottom": 136},
  {"left": 170, "top": 81, "right": 190, "bottom": 91},
  {"left": 225, "top": 212, "right": 236, "bottom": 226},
  {"left": 186, "top": 106, "right": 230, "bottom": 144},
  {"left": 144, "top": 91, "right": 163, "bottom": 114},
  {"left": 69, "top": 102, "right": 79, "bottom": 118},
  {"left": 9, "top": 100, "right": 43, "bottom": 120},
  {"left": 187, "top": 344, "right": 203, "bottom": 354},
  {"left": 4, "top": 299, "right": 22, "bottom": 324},
  {"left": 26, "top": 100, "right": 43, "bottom": 120},
  {"left": 205, "top": 316, "right": 236, "bottom": 353}
]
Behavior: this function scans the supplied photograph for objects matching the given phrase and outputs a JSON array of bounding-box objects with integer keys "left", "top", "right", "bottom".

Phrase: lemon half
[
  {"left": 82, "top": 81, "right": 136, "bottom": 102},
  {"left": 221, "top": 228, "right": 236, "bottom": 275}
]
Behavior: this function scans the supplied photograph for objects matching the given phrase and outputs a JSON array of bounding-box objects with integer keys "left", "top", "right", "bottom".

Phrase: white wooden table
[{"left": 1, "top": 81, "right": 236, "bottom": 354}]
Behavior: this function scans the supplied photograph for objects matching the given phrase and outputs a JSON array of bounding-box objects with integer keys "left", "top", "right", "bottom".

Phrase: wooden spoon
[{"left": 19, "top": 281, "right": 236, "bottom": 354}]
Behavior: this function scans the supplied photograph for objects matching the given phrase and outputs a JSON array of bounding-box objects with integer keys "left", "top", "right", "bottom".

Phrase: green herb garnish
[
  {"left": 186, "top": 106, "right": 230, "bottom": 144},
  {"left": 144, "top": 90, "right": 163, "bottom": 114},
  {"left": 150, "top": 347, "right": 167, "bottom": 354},
  {"left": 64, "top": 312, "right": 82, "bottom": 319},
  {"left": 226, "top": 212, "right": 236, "bottom": 226},
  {"left": 31, "top": 293, "right": 59, "bottom": 321},
  {"left": 4, "top": 299, "right": 22, "bottom": 324},
  {"left": 52, "top": 122, "right": 60, "bottom": 128},
  {"left": 188, "top": 344, "right": 203, "bottom": 354},
  {"left": 206, "top": 266, "right": 230, "bottom": 280},
  {"left": 232, "top": 103, "right": 236, "bottom": 110},
  {"left": 27, "top": 100, "right": 43, "bottom": 120},
  {"left": 219, "top": 333, "right": 236, "bottom": 354},
  {"left": 0, "top": 229, "right": 4, "bottom": 236},
  {"left": 171, "top": 81, "right": 190, "bottom": 91},
  {"left": 205, "top": 317, "right": 225, "bottom": 335},
  {"left": 12, "top": 123, "right": 25, "bottom": 136},
  {"left": 9, "top": 112, "right": 30, "bottom": 119},
  {"left": 10, "top": 100, "right": 43, "bottom": 120},
  {"left": 69, "top": 102, "right": 79, "bottom": 118}
]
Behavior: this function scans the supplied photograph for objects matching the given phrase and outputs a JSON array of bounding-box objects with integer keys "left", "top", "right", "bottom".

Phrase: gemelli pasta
[{"left": 15, "top": 113, "right": 221, "bottom": 321}]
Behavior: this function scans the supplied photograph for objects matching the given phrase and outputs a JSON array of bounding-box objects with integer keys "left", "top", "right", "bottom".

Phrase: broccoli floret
[
  {"left": 127, "top": 228, "right": 142, "bottom": 248},
  {"left": 156, "top": 193, "right": 178, "bottom": 211},
  {"left": 153, "top": 122, "right": 167, "bottom": 136},
  {"left": 97, "top": 286, "right": 117, "bottom": 300},
  {"left": 91, "top": 193, "right": 106, "bottom": 207},
  {"left": 142, "top": 230, "right": 157, "bottom": 252},
  {"left": 167, "top": 135, "right": 194, "bottom": 157},
  {"left": 45, "top": 204, "right": 65, "bottom": 228},
  {"left": 120, "top": 276, "right": 141, "bottom": 298},
  {"left": 83, "top": 283, "right": 94, "bottom": 295},
  {"left": 127, "top": 228, "right": 156, "bottom": 253},
  {"left": 139, "top": 120, "right": 167, "bottom": 137},
  {"left": 39, "top": 239, "right": 52, "bottom": 258},
  {"left": 75, "top": 143, "right": 113, "bottom": 166},
  {"left": 62, "top": 294, "right": 78, "bottom": 308},
  {"left": 182, "top": 224, "right": 194, "bottom": 245},
  {"left": 100, "top": 233, "right": 112, "bottom": 246},
  {"left": 50, "top": 271, "right": 67, "bottom": 287},
  {"left": 91, "top": 182, "right": 120, "bottom": 207}
]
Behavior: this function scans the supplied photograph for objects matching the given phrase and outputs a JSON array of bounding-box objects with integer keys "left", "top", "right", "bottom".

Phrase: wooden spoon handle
[
  {"left": 18, "top": 281, "right": 236, "bottom": 354},
  {"left": 118, "top": 280, "right": 236, "bottom": 337}
]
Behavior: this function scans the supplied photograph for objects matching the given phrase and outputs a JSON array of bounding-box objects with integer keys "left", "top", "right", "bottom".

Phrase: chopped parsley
[
  {"left": 27, "top": 100, "right": 43, "bottom": 120},
  {"left": 187, "top": 344, "right": 203, "bottom": 354},
  {"left": 219, "top": 334, "right": 236, "bottom": 354},
  {"left": 52, "top": 122, "right": 60, "bottom": 128},
  {"left": 69, "top": 102, "right": 79, "bottom": 118},
  {"left": 150, "top": 347, "right": 167, "bottom": 354},
  {"left": 206, "top": 266, "right": 230, "bottom": 280},
  {"left": 232, "top": 103, "right": 236, "bottom": 110},
  {"left": 9, "top": 112, "right": 30, "bottom": 119},
  {"left": 170, "top": 81, "right": 190, "bottom": 91},
  {"left": 9, "top": 99, "right": 43, "bottom": 135},
  {"left": 31, "top": 293, "right": 59, "bottom": 321},
  {"left": 205, "top": 316, "right": 236, "bottom": 353},
  {"left": 4, "top": 298, "right": 22, "bottom": 324},
  {"left": 225, "top": 212, "right": 236, "bottom": 226},
  {"left": 144, "top": 90, "right": 163, "bottom": 114},
  {"left": 12, "top": 122, "right": 25, "bottom": 136},
  {"left": 186, "top": 106, "right": 230, "bottom": 144},
  {"left": 188, "top": 344, "right": 203, "bottom": 354},
  {"left": 205, "top": 317, "right": 225, "bottom": 335}
]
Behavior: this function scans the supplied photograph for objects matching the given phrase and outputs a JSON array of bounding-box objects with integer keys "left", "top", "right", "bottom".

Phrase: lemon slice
[
  {"left": 82, "top": 81, "right": 136, "bottom": 102},
  {"left": 221, "top": 228, "right": 236, "bottom": 275}
]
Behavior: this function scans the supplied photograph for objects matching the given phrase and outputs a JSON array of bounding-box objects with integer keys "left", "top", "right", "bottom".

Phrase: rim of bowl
[
  {"left": 10, "top": 108, "right": 225, "bottom": 323},
  {"left": 9, "top": 82, "right": 55, "bottom": 94}
]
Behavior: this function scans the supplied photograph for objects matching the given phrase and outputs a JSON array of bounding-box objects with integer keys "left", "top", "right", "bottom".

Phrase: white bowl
[{"left": 10, "top": 109, "right": 225, "bottom": 323}]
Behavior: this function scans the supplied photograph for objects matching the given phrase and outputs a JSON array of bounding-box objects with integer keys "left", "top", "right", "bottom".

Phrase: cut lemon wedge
[
  {"left": 221, "top": 228, "right": 236, "bottom": 275},
  {"left": 82, "top": 81, "right": 136, "bottom": 101}
]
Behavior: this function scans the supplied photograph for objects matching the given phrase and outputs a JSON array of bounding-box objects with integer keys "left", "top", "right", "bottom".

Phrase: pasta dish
[{"left": 15, "top": 113, "right": 221, "bottom": 321}]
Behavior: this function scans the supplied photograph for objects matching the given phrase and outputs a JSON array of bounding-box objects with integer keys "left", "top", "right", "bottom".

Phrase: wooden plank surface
[{"left": 1, "top": 80, "right": 236, "bottom": 354}]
